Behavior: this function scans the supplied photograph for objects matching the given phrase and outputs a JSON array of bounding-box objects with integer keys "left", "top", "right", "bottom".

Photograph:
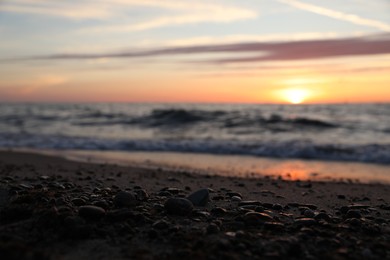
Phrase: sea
[{"left": 1, "top": 103, "right": 389, "bottom": 182}]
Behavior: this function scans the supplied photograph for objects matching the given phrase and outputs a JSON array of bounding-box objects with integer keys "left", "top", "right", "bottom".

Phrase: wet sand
[{"left": 0, "top": 151, "right": 389, "bottom": 259}]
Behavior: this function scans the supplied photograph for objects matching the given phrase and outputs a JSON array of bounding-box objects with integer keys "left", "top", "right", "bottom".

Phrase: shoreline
[
  {"left": 2, "top": 148, "right": 390, "bottom": 184},
  {"left": 0, "top": 150, "right": 389, "bottom": 259}
]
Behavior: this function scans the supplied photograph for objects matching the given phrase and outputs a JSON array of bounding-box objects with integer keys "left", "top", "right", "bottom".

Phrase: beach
[{"left": 0, "top": 151, "right": 389, "bottom": 259}]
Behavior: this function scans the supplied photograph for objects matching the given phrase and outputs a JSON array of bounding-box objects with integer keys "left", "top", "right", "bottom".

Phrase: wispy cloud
[
  {"left": 80, "top": 1, "right": 256, "bottom": 33},
  {"left": 0, "top": 0, "right": 113, "bottom": 20},
  {"left": 165, "top": 32, "right": 365, "bottom": 46},
  {"left": 16, "top": 33, "right": 390, "bottom": 64},
  {"left": 277, "top": 0, "right": 390, "bottom": 32},
  {"left": 1, "top": 0, "right": 257, "bottom": 29}
]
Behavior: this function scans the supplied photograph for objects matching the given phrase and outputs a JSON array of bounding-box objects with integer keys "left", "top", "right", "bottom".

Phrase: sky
[{"left": 0, "top": 0, "right": 390, "bottom": 104}]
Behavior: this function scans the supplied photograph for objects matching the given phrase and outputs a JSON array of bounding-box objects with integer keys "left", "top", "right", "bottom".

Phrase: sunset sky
[{"left": 1, "top": 0, "right": 390, "bottom": 104}]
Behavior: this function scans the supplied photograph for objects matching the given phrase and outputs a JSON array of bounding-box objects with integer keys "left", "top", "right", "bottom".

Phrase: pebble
[
  {"left": 78, "top": 205, "right": 105, "bottom": 220},
  {"left": 71, "top": 198, "right": 86, "bottom": 206},
  {"left": 294, "top": 218, "right": 317, "bottom": 226},
  {"left": 272, "top": 204, "right": 283, "bottom": 211},
  {"left": 206, "top": 223, "right": 220, "bottom": 234},
  {"left": 210, "top": 207, "right": 227, "bottom": 216},
  {"left": 243, "top": 212, "right": 273, "bottom": 225},
  {"left": 187, "top": 188, "right": 209, "bottom": 206},
  {"left": 264, "top": 222, "right": 285, "bottom": 230},
  {"left": 303, "top": 209, "right": 315, "bottom": 218},
  {"left": 135, "top": 189, "right": 149, "bottom": 201},
  {"left": 314, "top": 212, "right": 332, "bottom": 222},
  {"left": 114, "top": 191, "right": 137, "bottom": 208},
  {"left": 226, "top": 192, "right": 242, "bottom": 198},
  {"left": 231, "top": 196, "right": 242, "bottom": 202},
  {"left": 164, "top": 198, "right": 194, "bottom": 216},
  {"left": 152, "top": 220, "right": 170, "bottom": 229},
  {"left": 346, "top": 210, "right": 362, "bottom": 219},
  {"left": 239, "top": 201, "right": 262, "bottom": 206}
]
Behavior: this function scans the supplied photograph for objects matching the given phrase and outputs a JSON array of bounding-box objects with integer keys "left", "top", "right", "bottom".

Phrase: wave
[
  {"left": 0, "top": 133, "right": 389, "bottom": 165},
  {"left": 67, "top": 108, "right": 338, "bottom": 130}
]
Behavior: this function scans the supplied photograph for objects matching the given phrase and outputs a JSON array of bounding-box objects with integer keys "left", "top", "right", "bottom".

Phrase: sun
[{"left": 283, "top": 89, "right": 310, "bottom": 104}]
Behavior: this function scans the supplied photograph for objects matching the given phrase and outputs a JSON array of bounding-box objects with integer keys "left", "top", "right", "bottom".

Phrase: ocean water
[{"left": 0, "top": 103, "right": 389, "bottom": 165}]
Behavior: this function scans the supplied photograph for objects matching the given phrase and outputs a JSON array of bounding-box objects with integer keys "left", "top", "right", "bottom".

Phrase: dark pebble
[
  {"left": 158, "top": 191, "right": 173, "bottom": 197},
  {"left": 78, "top": 205, "right": 105, "bottom": 220},
  {"left": 346, "top": 210, "right": 362, "bottom": 219},
  {"left": 210, "top": 207, "right": 227, "bottom": 216},
  {"left": 272, "top": 204, "right": 283, "bottom": 211},
  {"left": 294, "top": 218, "right": 316, "bottom": 226},
  {"left": 152, "top": 220, "right": 170, "bottom": 229},
  {"left": 187, "top": 188, "right": 209, "bottom": 207},
  {"left": 135, "top": 189, "right": 149, "bottom": 201},
  {"left": 207, "top": 223, "right": 220, "bottom": 234},
  {"left": 164, "top": 198, "right": 193, "bottom": 216},
  {"left": 226, "top": 192, "right": 242, "bottom": 198},
  {"left": 231, "top": 196, "right": 242, "bottom": 202},
  {"left": 303, "top": 209, "right": 315, "bottom": 218},
  {"left": 314, "top": 212, "right": 332, "bottom": 222},
  {"left": 92, "top": 200, "right": 110, "bottom": 210},
  {"left": 243, "top": 212, "right": 273, "bottom": 225},
  {"left": 212, "top": 195, "right": 224, "bottom": 201},
  {"left": 71, "top": 198, "right": 86, "bottom": 206},
  {"left": 264, "top": 222, "right": 285, "bottom": 230},
  {"left": 114, "top": 191, "right": 137, "bottom": 208}
]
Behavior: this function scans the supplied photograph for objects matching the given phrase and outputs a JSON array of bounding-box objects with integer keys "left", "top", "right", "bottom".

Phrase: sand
[{"left": 0, "top": 151, "right": 389, "bottom": 259}]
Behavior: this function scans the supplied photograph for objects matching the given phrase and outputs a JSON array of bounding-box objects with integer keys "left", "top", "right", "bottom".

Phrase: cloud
[
  {"left": 277, "top": 0, "right": 390, "bottom": 32},
  {"left": 84, "top": 11, "right": 256, "bottom": 34},
  {"left": 18, "top": 33, "right": 390, "bottom": 64},
  {"left": 79, "top": 1, "right": 256, "bottom": 33},
  {"left": 165, "top": 32, "right": 364, "bottom": 46},
  {"left": 0, "top": 0, "right": 113, "bottom": 20},
  {"left": 1, "top": 0, "right": 256, "bottom": 27}
]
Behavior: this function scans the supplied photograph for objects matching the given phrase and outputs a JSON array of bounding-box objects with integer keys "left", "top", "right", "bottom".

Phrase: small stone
[
  {"left": 114, "top": 191, "right": 137, "bottom": 208},
  {"left": 164, "top": 187, "right": 182, "bottom": 195},
  {"left": 294, "top": 218, "right": 316, "bottom": 226},
  {"left": 78, "top": 205, "right": 105, "bottom": 220},
  {"left": 243, "top": 212, "right": 273, "bottom": 225},
  {"left": 314, "top": 212, "right": 332, "bottom": 222},
  {"left": 226, "top": 192, "right": 242, "bottom": 198},
  {"left": 152, "top": 220, "right": 169, "bottom": 229},
  {"left": 187, "top": 188, "right": 209, "bottom": 206},
  {"left": 158, "top": 191, "right": 173, "bottom": 197},
  {"left": 231, "top": 196, "right": 242, "bottom": 202},
  {"left": 207, "top": 223, "right": 220, "bottom": 234},
  {"left": 346, "top": 210, "right": 362, "bottom": 219},
  {"left": 135, "top": 189, "right": 149, "bottom": 201},
  {"left": 71, "top": 198, "right": 86, "bottom": 206},
  {"left": 264, "top": 222, "right": 285, "bottom": 230},
  {"left": 337, "top": 194, "right": 346, "bottom": 199},
  {"left": 272, "top": 204, "right": 283, "bottom": 211},
  {"left": 93, "top": 200, "right": 110, "bottom": 210},
  {"left": 212, "top": 195, "right": 224, "bottom": 201},
  {"left": 164, "top": 198, "right": 193, "bottom": 216},
  {"left": 303, "top": 209, "right": 315, "bottom": 218},
  {"left": 210, "top": 207, "right": 227, "bottom": 216},
  {"left": 239, "top": 201, "right": 261, "bottom": 206}
]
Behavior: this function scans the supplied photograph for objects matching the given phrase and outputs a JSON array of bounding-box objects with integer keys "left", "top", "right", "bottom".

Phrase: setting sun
[{"left": 283, "top": 89, "right": 310, "bottom": 104}]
